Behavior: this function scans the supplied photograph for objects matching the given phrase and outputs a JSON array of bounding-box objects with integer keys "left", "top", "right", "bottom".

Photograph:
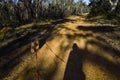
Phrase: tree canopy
[
  {"left": 89, "top": 0, "right": 120, "bottom": 19},
  {"left": 0, "top": 0, "right": 89, "bottom": 27}
]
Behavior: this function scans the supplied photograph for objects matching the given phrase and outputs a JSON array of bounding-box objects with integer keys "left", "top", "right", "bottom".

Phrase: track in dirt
[{"left": 1, "top": 16, "right": 120, "bottom": 80}]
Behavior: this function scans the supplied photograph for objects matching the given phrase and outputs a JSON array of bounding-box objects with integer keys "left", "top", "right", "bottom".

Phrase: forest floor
[{"left": 0, "top": 15, "right": 120, "bottom": 80}]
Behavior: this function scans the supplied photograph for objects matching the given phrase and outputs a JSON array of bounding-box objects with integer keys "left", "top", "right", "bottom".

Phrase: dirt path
[{"left": 2, "top": 16, "right": 120, "bottom": 80}]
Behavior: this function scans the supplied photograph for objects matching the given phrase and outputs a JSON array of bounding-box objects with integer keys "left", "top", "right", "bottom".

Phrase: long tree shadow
[
  {"left": 64, "top": 43, "right": 86, "bottom": 80},
  {"left": 77, "top": 25, "right": 119, "bottom": 33},
  {"left": 0, "top": 24, "right": 52, "bottom": 77},
  {"left": 87, "top": 40, "right": 120, "bottom": 57},
  {"left": 0, "top": 24, "right": 55, "bottom": 79},
  {"left": 0, "top": 18, "right": 76, "bottom": 79},
  {"left": 86, "top": 47, "right": 120, "bottom": 79},
  {"left": 85, "top": 38, "right": 120, "bottom": 79},
  {"left": 87, "top": 51, "right": 120, "bottom": 78}
]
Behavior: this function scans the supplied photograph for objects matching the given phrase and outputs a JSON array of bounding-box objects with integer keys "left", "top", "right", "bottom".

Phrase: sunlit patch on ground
[{"left": 1, "top": 16, "right": 120, "bottom": 80}]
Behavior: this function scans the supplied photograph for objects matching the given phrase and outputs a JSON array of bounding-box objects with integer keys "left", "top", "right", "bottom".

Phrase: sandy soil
[{"left": 1, "top": 16, "right": 120, "bottom": 80}]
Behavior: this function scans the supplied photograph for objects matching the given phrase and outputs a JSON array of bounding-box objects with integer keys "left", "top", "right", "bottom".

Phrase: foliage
[
  {"left": 0, "top": 0, "right": 89, "bottom": 27},
  {"left": 88, "top": 0, "right": 120, "bottom": 19}
]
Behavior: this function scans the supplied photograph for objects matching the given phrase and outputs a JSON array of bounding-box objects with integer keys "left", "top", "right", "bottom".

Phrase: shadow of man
[{"left": 64, "top": 43, "right": 86, "bottom": 80}]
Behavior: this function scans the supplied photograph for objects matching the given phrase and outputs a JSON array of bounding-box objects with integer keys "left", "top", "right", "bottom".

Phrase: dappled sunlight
[
  {"left": 16, "top": 23, "right": 34, "bottom": 30},
  {"left": 83, "top": 38, "right": 120, "bottom": 80},
  {"left": 35, "top": 16, "right": 120, "bottom": 80},
  {"left": 1, "top": 16, "right": 120, "bottom": 80},
  {"left": 0, "top": 0, "right": 120, "bottom": 79},
  {"left": 87, "top": 41, "right": 119, "bottom": 64},
  {"left": 83, "top": 60, "right": 117, "bottom": 80}
]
